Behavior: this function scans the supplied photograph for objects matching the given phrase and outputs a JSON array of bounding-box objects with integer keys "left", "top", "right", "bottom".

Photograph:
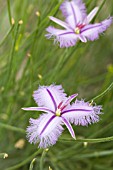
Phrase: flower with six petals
[
  {"left": 22, "top": 84, "right": 102, "bottom": 148},
  {"left": 46, "top": 0, "right": 113, "bottom": 48}
]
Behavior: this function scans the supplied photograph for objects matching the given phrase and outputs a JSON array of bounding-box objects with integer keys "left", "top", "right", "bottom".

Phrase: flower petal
[
  {"left": 62, "top": 100, "right": 102, "bottom": 126},
  {"left": 46, "top": 26, "right": 78, "bottom": 48},
  {"left": 59, "top": 93, "right": 78, "bottom": 111},
  {"left": 64, "top": 93, "right": 78, "bottom": 105},
  {"left": 22, "top": 107, "right": 54, "bottom": 114},
  {"left": 81, "top": 17, "right": 113, "bottom": 41},
  {"left": 79, "top": 34, "right": 87, "bottom": 42},
  {"left": 62, "top": 117, "right": 76, "bottom": 139},
  {"left": 86, "top": 7, "right": 99, "bottom": 23},
  {"left": 49, "top": 16, "right": 70, "bottom": 29},
  {"left": 33, "top": 84, "right": 67, "bottom": 112},
  {"left": 27, "top": 113, "right": 64, "bottom": 148},
  {"left": 60, "top": 0, "right": 87, "bottom": 28}
]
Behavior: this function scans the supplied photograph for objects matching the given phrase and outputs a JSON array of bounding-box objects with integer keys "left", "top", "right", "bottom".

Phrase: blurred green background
[{"left": 0, "top": 0, "right": 113, "bottom": 169}]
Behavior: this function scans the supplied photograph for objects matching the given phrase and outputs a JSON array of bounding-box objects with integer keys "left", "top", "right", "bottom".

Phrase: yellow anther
[
  {"left": 56, "top": 109, "right": 61, "bottom": 116},
  {"left": 75, "top": 27, "right": 80, "bottom": 34}
]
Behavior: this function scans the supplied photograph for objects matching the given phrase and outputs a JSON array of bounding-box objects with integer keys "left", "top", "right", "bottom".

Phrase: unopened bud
[
  {"left": 45, "top": 148, "right": 49, "bottom": 152},
  {"left": 4, "top": 153, "right": 8, "bottom": 159},
  {"left": 18, "top": 20, "right": 23, "bottom": 25},
  {"left": 49, "top": 166, "right": 52, "bottom": 170},
  {"left": 83, "top": 142, "right": 88, "bottom": 148},
  {"left": 11, "top": 18, "right": 15, "bottom": 25},
  {"left": 38, "top": 74, "right": 42, "bottom": 79},
  {"left": 35, "top": 11, "right": 40, "bottom": 17},
  {"left": 15, "top": 139, "right": 25, "bottom": 149},
  {"left": 27, "top": 53, "right": 31, "bottom": 58}
]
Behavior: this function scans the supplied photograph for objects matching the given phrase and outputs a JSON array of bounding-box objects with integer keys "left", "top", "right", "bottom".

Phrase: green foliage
[{"left": 0, "top": 0, "right": 113, "bottom": 169}]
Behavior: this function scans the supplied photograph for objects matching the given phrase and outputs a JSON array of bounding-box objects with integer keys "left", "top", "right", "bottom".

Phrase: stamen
[
  {"left": 75, "top": 27, "right": 80, "bottom": 34},
  {"left": 75, "top": 24, "right": 85, "bottom": 34},
  {"left": 58, "top": 101, "right": 63, "bottom": 109},
  {"left": 56, "top": 109, "right": 61, "bottom": 116},
  {"left": 60, "top": 104, "right": 67, "bottom": 111}
]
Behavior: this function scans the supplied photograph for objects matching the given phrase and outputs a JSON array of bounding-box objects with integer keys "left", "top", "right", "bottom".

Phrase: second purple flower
[{"left": 46, "top": 0, "right": 113, "bottom": 48}]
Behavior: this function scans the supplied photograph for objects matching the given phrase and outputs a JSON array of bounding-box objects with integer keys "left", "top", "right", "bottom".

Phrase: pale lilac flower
[
  {"left": 46, "top": 0, "right": 113, "bottom": 48},
  {"left": 22, "top": 84, "right": 102, "bottom": 148}
]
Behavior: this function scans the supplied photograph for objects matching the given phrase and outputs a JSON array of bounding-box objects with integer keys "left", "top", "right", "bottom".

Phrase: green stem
[
  {"left": 8, "top": 24, "right": 19, "bottom": 76},
  {"left": 6, "top": 23, "right": 21, "bottom": 89},
  {"left": 0, "top": 122, "right": 25, "bottom": 134},
  {"left": 29, "top": 158, "right": 37, "bottom": 170},
  {"left": 90, "top": 81, "right": 113, "bottom": 101},
  {"left": 30, "top": 15, "right": 40, "bottom": 94},
  {"left": 71, "top": 149, "right": 113, "bottom": 159},
  {"left": 7, "top": 0, "right": 12, "bottom": 26},
  {"left": 19, "top": 1, "right": 62, "bottom": 53},
  {"left": 60, "top": 135, "right": 113, "bottom": 143},
  {"left": 96, "top": 0, "right": 107, "bottom": 16},
  {"left": 92, "top": 0, "right": 107, "bottom": 22},
  {"left": 58, "top": 122, "right": 113, "bottom": 160},
  {"left": 40, "top": 149, "right": 48, "bottom": 170},
  {"left": 5, "top": 149, "right": 42, "bottom": 170},
  {"left": 0, "top": 25, "right": 14, "bottom": 47},
  {"left": 48, "top": 48, "right": 68, "bottom": 83}
]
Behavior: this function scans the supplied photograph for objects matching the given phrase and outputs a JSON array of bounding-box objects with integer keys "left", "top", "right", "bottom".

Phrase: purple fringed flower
[
  {"left": 45, "top": 0, "right": 113, "bottom": 48},
  {"left": 22, "top": 84, "right": 102, "bottom": 148}
]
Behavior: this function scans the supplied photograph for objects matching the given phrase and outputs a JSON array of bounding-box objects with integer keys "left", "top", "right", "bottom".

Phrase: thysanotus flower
[
  {"left": 22, "top": 84, "right": 102, "bottom": 148},
  {"left": 45, "top": 0, "right": 113, "bottom": 48}
]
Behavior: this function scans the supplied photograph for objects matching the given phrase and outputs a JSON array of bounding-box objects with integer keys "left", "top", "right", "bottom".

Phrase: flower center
[
  {"left": 75, "top": 27, "right": 80, "bottom": 34},
  {"left": 55, "top": 108, "right": 61, "bottom": 116},
  {"left": 75, "top": 24, "right": 85, "bottom": 34}
]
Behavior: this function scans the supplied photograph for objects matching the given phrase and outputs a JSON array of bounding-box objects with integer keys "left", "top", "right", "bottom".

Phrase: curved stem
[
  {"left": 29, "top": 158, "right": 37, "bottom": 170},
  {"left": 5, "top": 149, "right": 42, "bottom": 170},
  {"left": 60, "top": 135, "right": 113, "bottom": 143},
  {"left": 40, "top": 149, "right": 48, "bottom": 170},
  {"left": 0, "top": 122, "right": 25, "bottom": 134},
  {"left": 7, "top": 0, "right": 12, "bottom": 26},
  {"left": 70, "top": 149, "right": 113, "bottom": 159},
  {"left": 90, "top": 81, "right": 113, "bottom": 101},
  {"left": 48, "top": 48, "right": 68, "bottom": 83},
  {"left": 0, "top": 25, "right": 14, "bottom": 47},
  {"left": 92, "top": 0, "right": 107, "bottom": 22}
]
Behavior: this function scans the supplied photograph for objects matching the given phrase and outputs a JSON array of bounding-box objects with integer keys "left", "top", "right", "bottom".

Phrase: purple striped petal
[
  {"left": 49, "top": 16, "right": 70, "bottom": 29},
  {"left": 27, "top": 113, "right": 64, "bottom": 148},
  {"left": 62, "top": 117, "right": 76, "bottom": 139},
  {"left": 86, "top": 7, "right": 99, "bottom": 24},
  {"left": 60, "top": 0, "right": 87, "bottom": 28},
  {"left": 60, "top": 93, "right": 78, "bottom": 111},
  {"left": 33, "top": 84, "right": 67, "bottom": 112},
  {"left": 61, "top": 108, "right": 92, "bottom": 115},
  {"left": 22, "top": 107, "right": 54, "bottom": 114},
  {"left": 62, "top": 100, "right": 102, "bottom": 126},
  {"left": 81, "top": 17, "right": 113, "bottom": 41},
  {"left": 65, "top": 93, "right": 78, "bottom": 104},
  {"left": 46, "top": 89, "right": 57, "bottom": 111},
  {"left": 46, "top": 26, "right": 78, "bottom": 48},
  {"left": 40, "top": 115, "right": 56, "bottom": 135}
]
